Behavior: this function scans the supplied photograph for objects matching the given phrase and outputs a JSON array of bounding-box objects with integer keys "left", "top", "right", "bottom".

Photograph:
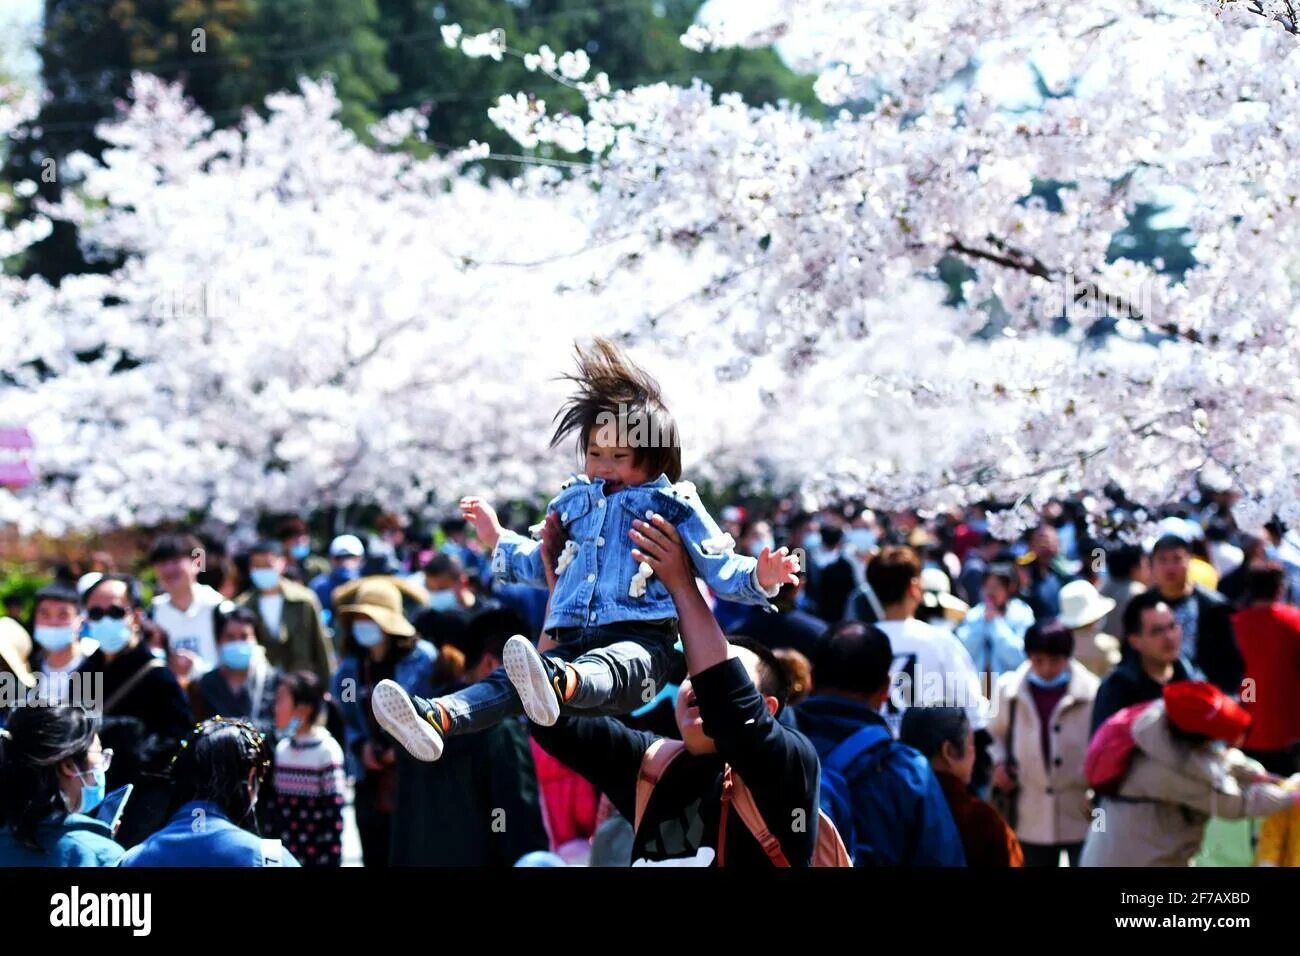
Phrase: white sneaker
[
  {"left": 503, "top": 635, "right": 563, "bottom": 727},
  {"left": 370, "top": 679, "right": 444, "bottom": 762}
]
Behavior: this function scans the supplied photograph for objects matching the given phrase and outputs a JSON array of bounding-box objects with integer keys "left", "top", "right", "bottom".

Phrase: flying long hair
[{"left": 550, "top": 337, "right": 682, "bottom": 481}]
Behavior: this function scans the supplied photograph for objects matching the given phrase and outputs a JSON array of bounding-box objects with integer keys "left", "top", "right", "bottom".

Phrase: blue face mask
[
  {"left": 427, "top": 589, "right": 458, "bottom": 612},
  {"left": 220, "top": 640, "right": 254, "bottom": 671},
  {"left": 748, "top": 537, "right": 775, "bottom": 558},
  {"left": 75, "top": 765, "right": 106, "bottom": 815},
  {"left": 845, "top": 528, "right": 878, "bottom": 552},
  {"left": 249, "top": 567, "right": 281, "bottom": 591},
  {"left": 1026, "top": 667, "right": 1072, "bottom": 689},
  {"left": 352, "top": 621, "right": 384, "bottom": 648},
  {"left": 280, "top": 716, "right": 301, "bottom": 738},
  {"left": 335, "top": 564, "right": 361, "bottom": 583},
  {"left": 89, "top": 617, "right": 132, "bottom": 655},
  {"left": 802, "top": 533, "right": 823, "bottom": 552},
  {"left": 34, "top": 625, "right": 75, "bottom": 652},
  {"left": 290, "top": 542, "right": 311, "bottom": 560}
]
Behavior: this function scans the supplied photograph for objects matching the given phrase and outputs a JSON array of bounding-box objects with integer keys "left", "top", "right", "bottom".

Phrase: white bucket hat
[
  {"left": 1057, "top": 579, "right": 1116, "bottom": 630},
  {"left": 920, "top": 567, "right": 970, "bottom": 622}
]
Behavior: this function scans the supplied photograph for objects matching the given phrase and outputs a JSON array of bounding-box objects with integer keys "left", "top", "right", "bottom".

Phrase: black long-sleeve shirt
[
  {"left": 530, "top": 656, "right": 821, "bottom": 866},
  {"left": 1089, "top": 655, "right": 1199, "bottom": 737}
]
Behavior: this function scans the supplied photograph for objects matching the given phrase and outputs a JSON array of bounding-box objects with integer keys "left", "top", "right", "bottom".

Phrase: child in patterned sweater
[{"left": 267, "top": 671, "right": 346, "bottom": 867}]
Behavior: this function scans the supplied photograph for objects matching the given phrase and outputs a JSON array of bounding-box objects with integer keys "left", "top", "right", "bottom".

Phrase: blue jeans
[{"left": 437, "top": 619, "right": 680, "bottom": 736}]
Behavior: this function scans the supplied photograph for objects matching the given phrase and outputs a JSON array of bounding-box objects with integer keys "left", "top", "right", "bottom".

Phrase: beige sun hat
[
  {"left": 0, "top": 617, "right": 37, "bottom": 689},
  {"left": 333, "top": 576, "right": 428, "bottom": 638}
]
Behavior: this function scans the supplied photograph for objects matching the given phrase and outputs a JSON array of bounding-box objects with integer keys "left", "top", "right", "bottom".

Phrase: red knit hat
[{"left": 1162, "top": 681, "right": 1251, "bottom": 743}]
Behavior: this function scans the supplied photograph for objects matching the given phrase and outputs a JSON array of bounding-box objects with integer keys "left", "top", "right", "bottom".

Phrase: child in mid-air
[{"left": 372, "top": 337, "right": 800, "bottom": 761}]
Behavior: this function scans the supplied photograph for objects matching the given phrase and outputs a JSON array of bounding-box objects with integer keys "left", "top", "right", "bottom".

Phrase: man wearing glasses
[
  {"left": 76, "top": 573, "right": 193, "bottom": 847},
  {"left": 1089, "top": 589, "right": 1202, "bottom": 737}
]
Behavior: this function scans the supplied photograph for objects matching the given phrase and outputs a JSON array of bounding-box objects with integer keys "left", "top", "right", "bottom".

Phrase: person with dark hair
[
  {"left": 438, "top": 515, "right": 487, "bottom": 580},
  {"left": 862, "top": 546, "right": 988, "bottom": 735},
  {"left": 376, "top": 338, "right": 799, "bottom": 764},
  {"left": 955, "top": 563, "right": 1033, "bottom": 681},
  {"left": 793, "top": 621, "right": 964, "bottom": 866},
  {"left": 29, "top": 582, "right": 97, "bottom": 704},
  {"left": 0, "top": 706, "right": 123, "bottom": 866},
  {"left": 412, "top": 553, "right": 502, "bottom": 647},
  {"left": 1080, "top": 681, "right": 1300, "bottom": 867},
  {"left": 804, "top": 524, "right": 857, "bottom": 622},
  {"left": 76, "top": 573, "right": 193, "bottom": 848},
  {"left": 900, "top": 707, "right": 1022, "bottom": 867},
  {"left": 120, "top": 717, "right": 299, "bottom": 866},
  {"left": 1218, "top": 532, "right": 1271, "bottom": 608},
  {"left": 727, "top": 572, "right": 827, "bottom": 658},
  {"left": 1098, "top": 543, "right": 1148, "bottom": 639},
  {"left": 1018, "top": 524, "right": 1076, "bottom": 620},
  {"left": 148, "top": 532, "right": 226, "bottom": 675},
  {"left": 235, "top": 539, "right": 333, "bottom": 686},
  {"left": 526, "top": 514, "right": 826, "bottom": 866},
  {"left": 276, "top": 516, "right": 328, "bottom": 584},
  {"left": 957, "top": 532, "right": 1002, "bottom": 607},
  {"left": 774, "top": 648, "right": 813, "bottom": 707},
  {"left": 987, "top": 620, "right": 1098, "bottom": 867},
  {"left": 1231, "top": 563, "right": 1300, "bottom": 776},
  {"left": 1089, "top": 589, "right": 1201, "bottom": 737},
  {"left": 266, "top": 671, "right": 346, "bottom": 867},
  {"left": 331, "top": 576, "right": 438, "bottom": 866},
  {"left": 190, "top": 605, "right": 280, "bottom": 740},
  {"left": 390, "top": 608, "right": 550, "bottom": 866},
  {"left": 1147, "top": 533, "right": 1242, "bottom": 693}
]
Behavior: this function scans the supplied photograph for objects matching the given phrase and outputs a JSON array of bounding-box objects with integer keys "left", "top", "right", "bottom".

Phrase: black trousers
[{"left": 354, "top": 773, "right": 392, "bottom": 868}]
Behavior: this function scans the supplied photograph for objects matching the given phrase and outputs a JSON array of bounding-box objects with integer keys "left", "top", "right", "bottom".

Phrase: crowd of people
[
  {"left": 0, "top": 486, "right": 1297, "bottom": 868},
  {"left": 1, "top": 338, "right": 1299, "bottom": 868}
]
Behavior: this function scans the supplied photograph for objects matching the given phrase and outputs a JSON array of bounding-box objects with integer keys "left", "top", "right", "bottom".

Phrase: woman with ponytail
[{"left": 0, "top": 705, "right": 123, "bottom": 866}]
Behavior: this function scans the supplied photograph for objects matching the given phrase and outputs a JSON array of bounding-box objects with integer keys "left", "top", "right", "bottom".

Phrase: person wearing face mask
[
  {"left": 190, "top": 606, "right": 280, "bottom": 741},
  {"left": 276, "top": 516, "right": 330, "bottom": 585},
  {"left": 119, "top": 717, "right": 300, "bottom": 866},
  {"left": 330, "top": 576, "right": 437, "bottom": 866},
  {"left": 75, "top": 574, "right": 193, "bottom": 848},
  {"left": 266, "top": 671, "right": 346, "bottom": 866},
  {"left": 28, "top": 582, "right": 99, "bottom": 705},
  {"left": 0, "top": 705, "right": 123, "bottom": 866},
  {"left": 235, "top": 540, "right": 334, "bottom": 686},
  {"left": 309, "top": 534, "right": 367, "bottom": 628},
  {"left": 987, "top": 620, "right": 1099, "bottom": 867},
  {"left": 412, "top": 553, "right": 501, "bottom": 646}
]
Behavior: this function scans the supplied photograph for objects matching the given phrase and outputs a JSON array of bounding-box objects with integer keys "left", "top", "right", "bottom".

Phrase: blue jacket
[
  {"left": 118, "top": 801, "right": 300, "bottom": 867},
  {"left": 0, "top": 813, "right": 124, "bottom": 867},
  {"left": 793, "top": 694, "right": 966, "bottom": 867},
  {"left": 309, "top": 567, "right": 361, "bottom": 624},
  {"left": 332, "top": 638, "right": 438, "bottom": 780},
  {"left": 492, "top": 474, "right": 776, "bottom": 631},
  {"left": 955, "top": 598, "right": 1034, "bottom": 677}
]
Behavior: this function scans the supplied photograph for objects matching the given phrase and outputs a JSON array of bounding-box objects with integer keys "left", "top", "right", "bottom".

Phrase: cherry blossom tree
[
  {"left": 9, "top": 0, "right": 1300, "bottom": 535},
  {"left": 446, "top": 0, "right": 1300, "bottom": 532}
]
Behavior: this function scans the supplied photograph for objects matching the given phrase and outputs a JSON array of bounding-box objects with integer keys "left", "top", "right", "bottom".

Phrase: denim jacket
[{"left": 492, "top": 474, "right": 777, "bottom": 631}]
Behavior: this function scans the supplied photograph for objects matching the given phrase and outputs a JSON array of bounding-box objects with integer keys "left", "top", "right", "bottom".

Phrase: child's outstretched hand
[
  {"left": 755, "top": 545, "right": 800, "bottom": 594},
  {"left": 459, "top": 495, "right": 503, "bottom": 550}
]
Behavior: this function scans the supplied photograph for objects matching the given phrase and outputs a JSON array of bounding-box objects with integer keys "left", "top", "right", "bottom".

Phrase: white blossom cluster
[{"left": 7, "top": 2, "right": 1300, "bottom": 533}]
